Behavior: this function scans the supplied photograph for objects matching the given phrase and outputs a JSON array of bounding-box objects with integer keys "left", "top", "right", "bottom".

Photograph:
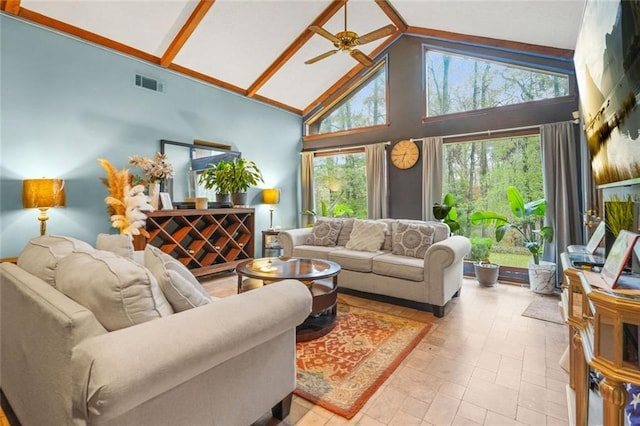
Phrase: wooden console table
[
  {"left": 143, "top": 208, "right": 254, "bottom": 277},
  {"left": 561, "top": 252, "right": 640, "bottom": 425}
]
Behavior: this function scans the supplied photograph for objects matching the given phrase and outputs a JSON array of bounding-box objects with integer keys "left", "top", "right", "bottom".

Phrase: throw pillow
[
  {"left": 56, "top": 250, "right": 174, "bottom": 331},
  {"left": 144, "top": 245, "right": 213, "bottom": 312},
  {"left": 336, "top": 218, "right": 355, "bottom": 246},
  {"left": 345, "top": 220, "right": 387, "bottom": 252},
  {"left": 306, "top": 219, "right": 342, "bottom": 246},
  {"left": 17, "top": 235, "right": 94, "bottom": 286},
  {"left": 392, "top": 222, "right": 435, "bottom": 258},
  {"left": 96, "top": 233, "right": 134, "bottom": 259}
]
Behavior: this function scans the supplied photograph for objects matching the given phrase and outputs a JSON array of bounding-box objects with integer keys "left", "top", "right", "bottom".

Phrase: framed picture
[{"left": 159, "top": 192, "right": 173, "bottom": 210}]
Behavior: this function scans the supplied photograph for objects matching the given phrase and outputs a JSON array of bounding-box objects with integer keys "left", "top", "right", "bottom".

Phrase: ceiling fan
[{"left": 305, "top": 1, "right": 396, "bottom": 67}]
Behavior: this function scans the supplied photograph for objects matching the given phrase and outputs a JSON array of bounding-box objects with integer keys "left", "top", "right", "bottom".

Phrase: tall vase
[{"left": 149, "top": 182, "right": 160, "bottom": 210}]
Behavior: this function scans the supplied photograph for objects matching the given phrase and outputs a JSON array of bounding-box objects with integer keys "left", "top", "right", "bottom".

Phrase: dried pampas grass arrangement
[{"left": 98, "top": 158, "right": 153, "bottom": 237}]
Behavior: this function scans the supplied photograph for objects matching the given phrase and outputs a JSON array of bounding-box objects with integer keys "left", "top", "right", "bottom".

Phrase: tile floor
[{"left": 201, "top": 275, "right": 570, "bottom": 426}]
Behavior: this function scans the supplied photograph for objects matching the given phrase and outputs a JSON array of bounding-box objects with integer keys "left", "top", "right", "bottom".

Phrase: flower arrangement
[
  {"left": 98, "top": 158, "right": 153, "bottom": 236},
  {"left": 128, "top": 152, "right": 174, "bottom": 183}
]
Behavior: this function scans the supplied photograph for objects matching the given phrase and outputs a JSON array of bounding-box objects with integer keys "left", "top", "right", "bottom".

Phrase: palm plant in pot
[
  {"left": 469, "top": 237, "right": 499, "bottom": 287},
  {"left": 469, "top": 186, "right": 555, "bottom": 294},
  {"left": 226, "top": 158, "right": 264, "bottom": 206},
  {"left": 198, "top": 160, "right": 233, "bottom": 202}
]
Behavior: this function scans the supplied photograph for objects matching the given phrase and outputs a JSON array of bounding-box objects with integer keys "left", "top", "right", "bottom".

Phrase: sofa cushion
[
  {"left": 377, "top": 219, "right": 397, "bottom": 251},
  {"left": 17, "top": 235, "right": 94, "bottom": 286},
  {"left": 306, "top": 219, "right": 342, "bottom": 246},
  {"left": 327, "top": 249, "right": 382, "bottom": 273},
  {"left": 144, "top": 245, "right": 214, "bottom": 312},
  {"left": 372, "top": 253, "right": 424, "bottom": 282},
  {"left": 392, "top": 222, "right": 435, "bottom": 258},
  {"left": 56, "top": 250, "right": 174, "bottom": 331},
  {"left": 345, "top": 220, "right": 387, "bottom": 252},
  {"left": 96, "top": 233, "right": 134, "bottom": 259},
  {"left": 336, "top": 218, "right": 355, "bottom": 247},
  {"left": 292, "top": 245, "right": 339, "bottom": 260}
]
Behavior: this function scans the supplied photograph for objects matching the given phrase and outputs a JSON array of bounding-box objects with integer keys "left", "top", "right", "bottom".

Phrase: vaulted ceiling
[{"left": 1, "top": 0, "right": 586, "bottom": 115}]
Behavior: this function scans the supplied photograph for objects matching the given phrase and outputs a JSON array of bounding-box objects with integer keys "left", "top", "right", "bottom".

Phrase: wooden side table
[
  {"left": 262, "top": 229, "right": 284, "bottom": 257},
  {"left": 0, "top": 257, "right": 18, "bottom": 264}
]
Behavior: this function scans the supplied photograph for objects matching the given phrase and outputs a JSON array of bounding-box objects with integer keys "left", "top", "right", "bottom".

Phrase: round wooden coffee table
[{"left": 236, "top": 257, "right": 341, "bottom": 341}]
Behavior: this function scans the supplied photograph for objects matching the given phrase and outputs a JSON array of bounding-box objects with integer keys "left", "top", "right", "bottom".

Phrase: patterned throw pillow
[
  {"left": 392, "top": 222, "right": 435, "bottom": 258},
  {"left": 306, "top": 219, "right": 342, "bottom": 246},
  {"left": 345, "top": 220, "right": 387, "bottom": 252}
]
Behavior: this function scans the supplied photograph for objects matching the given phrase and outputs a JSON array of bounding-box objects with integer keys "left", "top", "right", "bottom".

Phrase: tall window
[
  {"left": 426, "top": 49, "right": 570, "bottom": 117},
  {"left": 313, "top": 152, "right": 367, "bottom": 219},
  {"left": 307, "top": 61, "right": 387, "bottom": 135},
  {"left": 442, "top": 135, "right": 544, "bottom": 267}
]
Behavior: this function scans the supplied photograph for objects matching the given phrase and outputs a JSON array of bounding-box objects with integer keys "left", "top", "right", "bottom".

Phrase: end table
[{"left": 262, "top": 229, "right": 284, "bottom": 257}]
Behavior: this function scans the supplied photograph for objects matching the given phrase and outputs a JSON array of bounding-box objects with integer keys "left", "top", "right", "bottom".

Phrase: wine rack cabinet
[{"left": 144, "top": 208, "right": 254, "bottom": 277}]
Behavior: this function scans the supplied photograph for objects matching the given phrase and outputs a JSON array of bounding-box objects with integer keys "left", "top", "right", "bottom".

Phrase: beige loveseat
[
  {"left": 0, "top": 235, "right": 312, "bottom": 426},
  {"left": 280, "top": 218, "right": 470, "bottom": 317}
]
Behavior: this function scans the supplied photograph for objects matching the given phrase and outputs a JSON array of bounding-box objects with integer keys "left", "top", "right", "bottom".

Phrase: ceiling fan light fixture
[{"left": 305, "top": 1, "right": 395, "bottom": 67}]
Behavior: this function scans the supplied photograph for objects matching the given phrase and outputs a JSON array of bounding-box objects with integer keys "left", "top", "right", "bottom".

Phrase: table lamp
[
  {"left": 262, "top": 188, "right": 280, "bottom": 230},
  {"left": 22, "top": 178, "right": 66, "bottom": 236}
]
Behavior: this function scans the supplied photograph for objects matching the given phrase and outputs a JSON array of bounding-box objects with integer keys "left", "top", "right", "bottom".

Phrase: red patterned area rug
[{"left": 294, "top": 304, "right": 432, "bottom": 419}]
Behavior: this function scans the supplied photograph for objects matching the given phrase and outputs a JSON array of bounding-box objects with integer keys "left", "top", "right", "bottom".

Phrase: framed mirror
[{"left": 160, "top": 139, "right": 241, "bottom": 203}]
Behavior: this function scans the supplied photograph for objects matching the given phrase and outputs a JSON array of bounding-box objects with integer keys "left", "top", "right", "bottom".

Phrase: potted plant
[
  {"left": 198, "top": 160, "right": 233, "bottom": 203},
  {"left": 227, "top": 158, "right": 264, "bottom": 206},
  {"left": 469, "top": 237, "right": 499, "bottom": 286},
  {"left": 433, "top": 193, "right": 460, "bottom": 234},
  {"left": 469, "top": 186, "right": 555, "bottom": 294}
]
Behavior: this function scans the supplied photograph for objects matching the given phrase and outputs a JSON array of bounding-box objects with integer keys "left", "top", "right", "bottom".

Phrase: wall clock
[{"left": 391, "top": 140, "right": 419, "bottom": 169}]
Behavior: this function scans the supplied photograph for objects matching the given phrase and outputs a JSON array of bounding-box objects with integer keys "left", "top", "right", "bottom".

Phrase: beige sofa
[
  {"left": 0, "top": 235, "right": 312, "bottom": 426},
  {"left": 280, "top": 219, "right": 470, "bottom": 317}
]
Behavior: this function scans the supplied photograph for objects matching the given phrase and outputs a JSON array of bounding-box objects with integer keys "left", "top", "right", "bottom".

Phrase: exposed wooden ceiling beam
[
  {"left": 406, "top": 26, "right": 574, "bottom": 59},
  {"left": 375, "top": 0, "right": 407, "bottom": 33},
  {"left": 168, "top": 63, "right": 302, "bottom": 115},
  {"left": 18, "top": 8, "right": 161, "bottom": 65},
  {"left": 245, "top": 0, "right": 346, "bottom": 98},
  {"left": 303, "top": 32, "right": 401, "bottom": 116},
  {"left": 160, "top": 0, "right": 214, "bottom": 67},
  {"left": 1, "top": 0, "right": 21, "bottom": 14}
]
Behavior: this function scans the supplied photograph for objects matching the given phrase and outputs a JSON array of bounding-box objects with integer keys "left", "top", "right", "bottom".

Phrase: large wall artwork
[{"left": 574, "top": 0, "right": 640, "bottom": 186}]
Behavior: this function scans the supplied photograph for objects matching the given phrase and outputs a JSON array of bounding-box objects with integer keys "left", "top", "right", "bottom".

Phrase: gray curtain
[
  {"left": 365, "top": 143, "right": 389, "bottom": 219},
  {"left": 421, "top": 137, "right": 443, "bottom": 221},
  {"left": 301, "top": 152, "right": 315, "bottom": 227},
  {"left": 541, "top": 122, "right": 582, "bottom": 286}
]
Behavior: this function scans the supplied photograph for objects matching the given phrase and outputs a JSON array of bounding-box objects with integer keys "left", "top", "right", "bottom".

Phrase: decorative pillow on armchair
[
  {"left": 306, "top": 219, "right": 342, "bottom": 246},
  {"left": 345, "top": 220, "right": 387, "bottom": 252},
  {"left": 392, "top": 222, "right": 435, "bottom": 258},
  {"left": 144, "top": 245, "right": 214, "bottom": 312}
]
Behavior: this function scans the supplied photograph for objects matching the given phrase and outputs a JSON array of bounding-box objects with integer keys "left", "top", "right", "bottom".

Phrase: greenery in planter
[
  {"left": 226, "top": 158, "right": 264, "bottom": 193},
  {"left": 432, "top": 193, "right": 460, "bottom": 233},
  {"left": 469, "top": 185, "right": 553, "bottom": 265},
  {"left": 198, "top": 160, "right": 233, "bottom": 195},
  {"left": 468, "top": 237, "right": 493, "bottom": 263}
]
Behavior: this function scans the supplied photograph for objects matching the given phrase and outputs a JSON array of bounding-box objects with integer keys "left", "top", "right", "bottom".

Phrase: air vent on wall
[{"left": 134, "top": 73, "right": 165, "bottom": 93}]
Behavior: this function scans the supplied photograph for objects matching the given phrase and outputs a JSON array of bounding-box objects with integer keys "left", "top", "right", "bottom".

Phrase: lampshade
[
  {"left": 22, "top": 178, "right": 66, "bottom": 236},
  {"left": 22, "top": 178, "right": 66, "bottom": 209},
  {"left": 262, "top": 188, "right": 280, "bottom": 205}
]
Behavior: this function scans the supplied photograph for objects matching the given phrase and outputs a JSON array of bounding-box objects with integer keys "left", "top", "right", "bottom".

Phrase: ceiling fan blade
[
  {"left": 350, "top": 49, "right": 373, "bottom": 67},
  {"left": 357, "top": 24, "right": 396, "bottom": 45},
  {"left": 305, "top": 49, "right": 339, "bottom": 65},
  {"left": 308, "top": 25, "right": 340, "bottom": 43}
]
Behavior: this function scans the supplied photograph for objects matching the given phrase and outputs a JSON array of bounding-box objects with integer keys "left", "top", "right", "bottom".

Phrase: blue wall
[{"left": 0, "top": 15, "right": 302, "bottom": 258}]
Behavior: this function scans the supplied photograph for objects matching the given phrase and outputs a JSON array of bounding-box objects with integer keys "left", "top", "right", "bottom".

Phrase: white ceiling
[{"left": 13, "top": 0, "right": 587, "bottom": 114}]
